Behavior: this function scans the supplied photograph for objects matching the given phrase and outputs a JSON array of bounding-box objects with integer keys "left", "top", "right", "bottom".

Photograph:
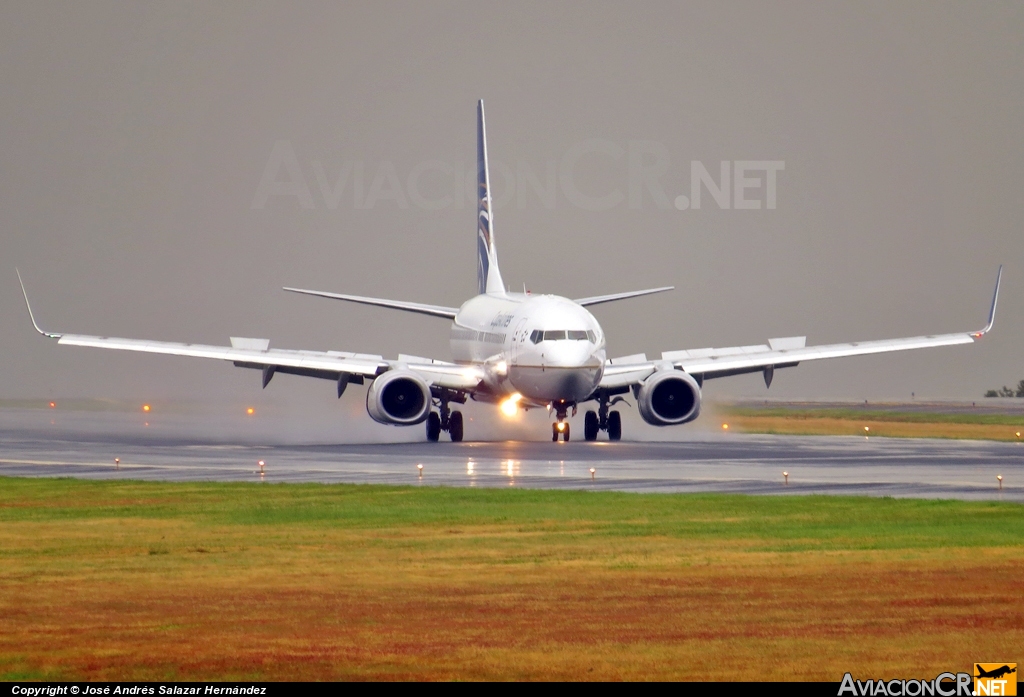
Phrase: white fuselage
[{"left": 450, "top": 293, "right": 606, "bottom": 403}]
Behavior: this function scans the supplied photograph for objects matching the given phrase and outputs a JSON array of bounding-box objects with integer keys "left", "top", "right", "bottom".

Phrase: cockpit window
[{"left": 534, "top": 329, "right": 594, "bottom": 342}]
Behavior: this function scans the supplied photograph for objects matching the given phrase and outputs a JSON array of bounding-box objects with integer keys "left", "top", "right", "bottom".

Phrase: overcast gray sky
[{"left": 2, "top": 1, "right": 1022, "bottom": 413}]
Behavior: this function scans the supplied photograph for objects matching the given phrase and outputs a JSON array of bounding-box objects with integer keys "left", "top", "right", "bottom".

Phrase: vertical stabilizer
[{"left": 477, "top": 100, "right": 506, "bottom": 296}]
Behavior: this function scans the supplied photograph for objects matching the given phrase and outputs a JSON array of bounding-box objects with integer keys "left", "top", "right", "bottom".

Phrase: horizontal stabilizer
[
  {"left": 574, "top": 286, "right": 674, "bottom": 307},
  {"left": 283, "top": 287, "right": 459, "bottom": 319}
]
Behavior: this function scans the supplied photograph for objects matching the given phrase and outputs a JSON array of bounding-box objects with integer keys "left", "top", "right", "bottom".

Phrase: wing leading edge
[{"left": 600, "top": 266, "right": 1002, "bottom": 389}]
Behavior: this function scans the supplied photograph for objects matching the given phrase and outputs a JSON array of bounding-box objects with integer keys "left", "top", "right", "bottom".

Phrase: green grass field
[
  {"left": 722, "top": 405, "right": 1024, "bottom": 441},
  {"left": 1, "top": 477, "right": 1021, "bottom": 680},
  {"left": 725, "top": 406, "right": 1024, "bottom": 425}
]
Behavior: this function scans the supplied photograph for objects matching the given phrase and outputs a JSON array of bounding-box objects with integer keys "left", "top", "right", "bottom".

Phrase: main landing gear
[
  {"left": 427, "top": 389, "right": 465, "bottom": 442},
  {"left": 583, "top": 391, "right": 623, "bottom": 441}
]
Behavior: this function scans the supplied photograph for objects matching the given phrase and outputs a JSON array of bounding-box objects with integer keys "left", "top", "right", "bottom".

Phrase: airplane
[
  {"left": 976, "top": 666, "right": 1016, "bottom": 680},
  {"left": 18, "top": 100, "right": 1002, "bottom": 443}
]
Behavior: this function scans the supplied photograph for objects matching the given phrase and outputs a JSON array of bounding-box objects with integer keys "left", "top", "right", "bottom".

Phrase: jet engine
[
  {"left": 636, "top": 369, "right": 701, "bottom": 426},
  {"left": 365, "top": 370, "right": 432, "bottom": 425}
]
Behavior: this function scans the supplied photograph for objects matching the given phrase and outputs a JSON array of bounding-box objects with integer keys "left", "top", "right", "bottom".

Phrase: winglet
[
  {"left": 16, "top": 269, "right": 62, "bottom": 338},
  {"left": 973, "top": 265, "right": 1002, "bottom": 338}
]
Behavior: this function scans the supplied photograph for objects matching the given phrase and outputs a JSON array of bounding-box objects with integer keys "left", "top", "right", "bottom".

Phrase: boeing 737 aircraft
[{"left": 19, "top": 101, "right": 1002, "bottom": 442}]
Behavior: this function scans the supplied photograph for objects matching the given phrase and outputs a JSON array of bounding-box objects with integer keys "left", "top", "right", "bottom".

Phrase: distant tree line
[{"left": 985, "top": 380, "right": 1024, "bottom": 398}]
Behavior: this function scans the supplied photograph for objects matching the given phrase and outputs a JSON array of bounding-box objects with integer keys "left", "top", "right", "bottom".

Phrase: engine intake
[
  {"left": 637, "top": 370, "right": 701, "bottom": 426},
  {"left": 365, "top": 370, "right": 431, "bottom": 425}
]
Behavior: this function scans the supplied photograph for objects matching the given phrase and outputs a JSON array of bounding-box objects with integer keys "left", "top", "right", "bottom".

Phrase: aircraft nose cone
[{"left": 544, "top": 341, "right": 598, "bottom": 368}]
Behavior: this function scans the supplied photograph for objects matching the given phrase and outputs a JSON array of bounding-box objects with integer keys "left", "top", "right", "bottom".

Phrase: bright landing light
[{"left": 500, "top": 393, "right": 523, "bottom": 417}]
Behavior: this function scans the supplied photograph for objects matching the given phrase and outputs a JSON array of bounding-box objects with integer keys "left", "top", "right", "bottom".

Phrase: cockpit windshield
[{"left": 530, "top": 329, "right": 597, "bottom": 343}]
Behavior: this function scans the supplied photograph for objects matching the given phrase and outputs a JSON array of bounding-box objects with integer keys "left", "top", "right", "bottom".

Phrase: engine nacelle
[
  {"left": 365, "top": 370, "right": 432, "bottom": 425},
  {"left": 636, "top": 370, "right": 702, "bottom": 426}
]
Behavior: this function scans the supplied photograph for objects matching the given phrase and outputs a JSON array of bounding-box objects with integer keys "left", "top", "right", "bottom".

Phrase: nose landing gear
[
  {"left": 551, "top": 402, "right": 574, "bottom": 442},
  {"left": 427, "top": 389, "right": 466, "bottom": 442}
]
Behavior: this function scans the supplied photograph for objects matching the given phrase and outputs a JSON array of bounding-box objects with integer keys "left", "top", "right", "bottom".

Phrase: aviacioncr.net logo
[{"left": 839, "top": 672, "right": 972, "bottom": 696}]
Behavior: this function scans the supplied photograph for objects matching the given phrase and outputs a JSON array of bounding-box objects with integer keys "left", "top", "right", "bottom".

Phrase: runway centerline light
[
  {"left": 246, "top": 407, "right": 255, "bottom": 415},
  {"left": 722, "top": 423, "right": 729, "bottom": 430},
  {"left": 49, "top": 401, "right": 55, "bottom": 408},
  {"left": 143, "top": 404, "right": 151, "bottom": 413}
]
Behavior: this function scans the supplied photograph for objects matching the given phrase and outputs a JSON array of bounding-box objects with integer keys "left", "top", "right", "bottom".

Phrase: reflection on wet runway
[{"left": 0, "top": 410, "right": 1021, "bottom": 502}]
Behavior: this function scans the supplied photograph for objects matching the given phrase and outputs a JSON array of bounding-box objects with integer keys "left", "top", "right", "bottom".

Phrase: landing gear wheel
[
  {"left": 426, "top": 412, "right": 441, "bottom": 442},
  {"left": 448, "top": 410, "right": 464, "bottom": 442},
  {"left": 562, "top": 423, "right": 570, "bottom": 441},
  {"left": 608, "top": 410, "right": 622, "bottom": 441},
  {"left": 552, "top": 423, "right": 559, "bottom": 442},
  {"left": 584, "top": 411, "right": 599, "bottom": 441}
]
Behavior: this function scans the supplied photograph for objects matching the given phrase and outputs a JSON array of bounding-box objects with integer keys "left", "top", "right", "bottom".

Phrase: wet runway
[{"left": 1, "top": 415, "right": 1021, "bottom": 501}]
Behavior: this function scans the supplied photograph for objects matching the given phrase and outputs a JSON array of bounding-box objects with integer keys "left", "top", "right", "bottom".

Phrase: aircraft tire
[
  {"left": 552, "top": 423, "right": 559, "bottom": 441},
  {"left": 608, "top": 411, "right": 622, "bottom": 441},
  {"left": 426, "top": 412, "right": 441, "bottom": 442},
  {"left": 449, "top": 410, "right": 464, "bottom": 442},
  {"left": 584, "top": 411, "right": 599, "bottom": 441}
]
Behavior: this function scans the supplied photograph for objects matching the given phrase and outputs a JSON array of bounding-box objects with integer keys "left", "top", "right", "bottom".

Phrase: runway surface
[{"left": 1, "top": 411, "right": 1021, "bottom": 502}]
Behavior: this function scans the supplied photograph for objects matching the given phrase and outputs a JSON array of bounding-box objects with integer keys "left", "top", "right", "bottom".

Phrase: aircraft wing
[
  {"left": 17, "top": 271, "right": 483, "bottom": 394},
  {"left": 600, "top": 266, "right": 1001, "bottom": 389},
  {"left": 57, "top": 333, "right": 386, "bottom": 377}
]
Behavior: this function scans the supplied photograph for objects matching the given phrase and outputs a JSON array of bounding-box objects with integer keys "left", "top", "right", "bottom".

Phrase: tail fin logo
[
  {"left": 476, "top": 99, "right": 504, "bottom": 296},
  {"left": 477, "top": 189, "right": 491, "bottom": 295}
]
